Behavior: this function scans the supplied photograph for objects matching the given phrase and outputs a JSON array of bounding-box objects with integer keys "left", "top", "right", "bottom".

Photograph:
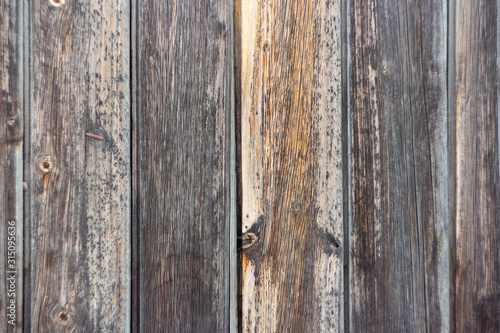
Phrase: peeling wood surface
[
  {"left": 454, "top": 0, "right": 500, "bottom": 331},
  {"left": 137, "top": 0, "right": 234, "bottom": 331},
  {"left": 348, "top": 0, "right": 450, "bottom": 331},
  {"left": 29, "top": 0, "right": 131, "bottom": 331},
  {"left": 238, "top": 0, "right": 343, "bottom": 331},
  {"left": 0, "top": 0, "right": 23, "bottom": 331}
]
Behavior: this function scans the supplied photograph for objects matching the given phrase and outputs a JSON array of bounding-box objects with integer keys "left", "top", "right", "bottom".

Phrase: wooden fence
[{"left": 1, "top": 0, "right": 499, "bottom": 332}]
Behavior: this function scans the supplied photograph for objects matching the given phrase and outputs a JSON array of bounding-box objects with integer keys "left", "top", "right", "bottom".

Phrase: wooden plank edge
[
  {"left": 447, "top": 0, "right": 457, "bottom": 330},
  {"left": 227, "top": 0, "right": 238, "bottom": 331},
  {"left": 341, "top": 0, "right": 350, "bottom": 332},
  {"left": 131, "top": 0, "right": 140, "bottom": 331}
]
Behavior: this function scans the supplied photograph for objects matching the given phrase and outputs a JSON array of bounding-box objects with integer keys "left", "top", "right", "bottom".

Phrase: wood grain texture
[
  {"left": 239, "top": 0, "right": 343, "bottom": 331},
  {"left": 29, "top": 0, "right": 130, "bottom": 331},
  {"left": 348, "top": 0, "right": 450, "bottom": 331},
  {"left": 455, "top": 0, "right": 500, "bottom": 331},
  {"left": 137, "top": 0, "right": 233, "bottom": 331},
  {"left": 0, "top": 0, "right": 23, "bottom": 331}
]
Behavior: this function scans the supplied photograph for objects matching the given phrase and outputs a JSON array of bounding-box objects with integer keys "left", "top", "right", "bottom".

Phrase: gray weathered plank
[
  {"left": 239, "top": 0, "right": 343, "bottom": 331},
  {"left": 29, "top": 0, "right": 131, "bottom": 331},
  {"left": 348, "top": 0, "right": 450, "bottom": 331},
  {"left": 136, "top": 0, "right": 234, "bottom": 331},
  {"left": 0, "top": 0, "right": 23, "bottom": 331},
  {"left": 454, "top": 0, "right": 500, "bottom": 331}
]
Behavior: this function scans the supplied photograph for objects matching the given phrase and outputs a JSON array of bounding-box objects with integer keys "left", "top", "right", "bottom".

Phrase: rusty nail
[{"left": 85, "top": 132, "right": 104, "bottom": 141}]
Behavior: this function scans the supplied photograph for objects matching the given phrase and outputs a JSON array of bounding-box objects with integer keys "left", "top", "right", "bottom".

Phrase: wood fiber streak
[
  {"left": 30, "top": 0, "right": 130, "bottom": 331},
  {"left": 239, "top": 0, "right": 343, "bottom": 331},
  {"left": 138, "top": 0, "right": 232, "bottom": 331},
  {"left": 0, "top": 0, "right": 23, "bottom": 331},
  {"left": 349, "top": 0, "right": 449, "bottom": 331},
  {"left": 455, "top": 0, "right": 500, "bottom": 331}
]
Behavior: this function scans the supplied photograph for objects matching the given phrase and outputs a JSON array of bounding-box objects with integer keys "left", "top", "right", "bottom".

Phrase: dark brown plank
[
  {"left": 137, "top": 0, "right": 234, "bottom": 331},
  {"left": 29, "top": 0, "right": 131, "bottom": 331},
  {"left": 348, "top": 0, "right": 450, "bottom": 331},
  {"left": 0, "top": 0, "right": 23, "bottom": 331},
  {"left": 239, "top": 0, "right": 343, "bottom": 331},
  {"left": 455, "top": 0, "right": 500, "bottom": 331}
]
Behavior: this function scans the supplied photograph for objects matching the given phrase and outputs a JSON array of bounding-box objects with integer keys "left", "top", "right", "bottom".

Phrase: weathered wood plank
[
  {"left": 239, "top": 0, "right": 343, "bottom": 331},
  {"left": 29, "top": 0, "right": 130, "bottom": 331},
  {"left": 455, "top": 0, "right": 500, "bottom": 331},
  {"left": 348, "top": 0, "right": 449, "bottom": 331},
  {"left": 0, "top": 0, "right": 23, "bottom": 331},
  {"left": 137, "top": 0, "right": 234, "bottom": 331}
]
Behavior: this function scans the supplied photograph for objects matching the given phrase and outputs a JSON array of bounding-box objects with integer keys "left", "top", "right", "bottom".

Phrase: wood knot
[
  {"left": 48, "top": 0, "right": 65, "bottom": 7},
  {"left": 57, "top": 309, "right": 70, "bottom": 324},
  {"left": 7, "top": 117, "right": 15, "bottom": 127},
  {"left": 240, "top": 232, "right": 258, "bottom": 250},
  {"left": 40, "top": 158, "right": 52, "bottom": 174}
]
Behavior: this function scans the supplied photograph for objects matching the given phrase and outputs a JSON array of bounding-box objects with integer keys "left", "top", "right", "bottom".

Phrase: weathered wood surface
[
  {"left": 1, "top": 0, "right": 500, "bottom": 331},
  {"left": 348, "top": 0, "right": 450, "bottom": 331},
  {"left": 0, "top": 0, "right": 23, "bottom": 331},
  {"left": 29, "top": 0, "right": 130, "bottom": 331},
  {"left": 136, "top": 0, "right": 234, "bottom": 331},
  {"left": 454, "top": 0, "right": 500, "bottom": 331},
  {"left": 239, "top": 0, "right": 343, "bottom": 331}
]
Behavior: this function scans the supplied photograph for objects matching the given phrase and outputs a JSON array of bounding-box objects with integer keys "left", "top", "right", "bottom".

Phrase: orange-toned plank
[{"left": 239, "top": 0, "right": 343, "bottom": 331}]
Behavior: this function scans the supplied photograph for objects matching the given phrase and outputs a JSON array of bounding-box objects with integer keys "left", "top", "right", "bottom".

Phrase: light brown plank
[
  {"left": 29, "top": 0, "right": 130, "bottom": 331},
  {"left": 0, "top": 0, "right": 23, "bottom": 331},
  {"left": 348, "top": 0, "right": 450, "bottom": 331},
  {"left": 239, "top": 0, "right": 343, "bottom": 331},
  {"left": 455, "top": 0, "right": 500, "bottom": 331}
]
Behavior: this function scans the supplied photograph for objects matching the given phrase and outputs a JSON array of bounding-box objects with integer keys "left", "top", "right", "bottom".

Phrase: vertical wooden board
[
  {"left": 455, "top": 0, "right": 500, "bottom": 331},
  {"left": 137, "top": 0, "right": 233, "bottom": 331},
  {"left": 348, "top": 0, "right": 449, "bottom": 331},
  {"left": 30, "top": 0, "right": 130, "bottom": 331},
  {"left": 239, "top": 0, "right": 343, "bottom": 331},
  {"left": 0, "top": 0, "right": 23, "bottom": 331}
]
